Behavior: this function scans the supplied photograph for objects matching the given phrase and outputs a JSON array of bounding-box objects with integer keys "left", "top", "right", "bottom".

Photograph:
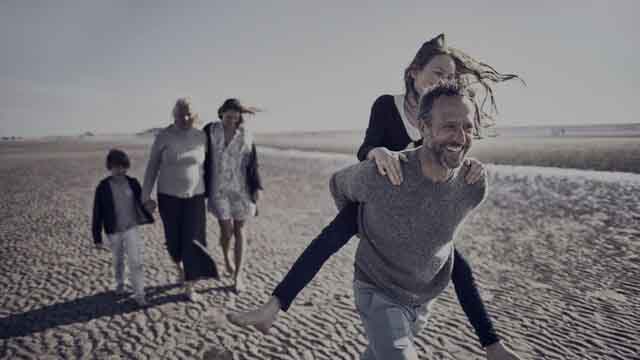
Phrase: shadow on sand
[{"left": 1, "top": 283, "right": 189, "bottom": 339}]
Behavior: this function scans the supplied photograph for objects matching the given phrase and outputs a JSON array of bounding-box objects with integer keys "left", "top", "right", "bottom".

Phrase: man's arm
[{"left": 329, "top": 161, "right": 379, "bottom": 210}]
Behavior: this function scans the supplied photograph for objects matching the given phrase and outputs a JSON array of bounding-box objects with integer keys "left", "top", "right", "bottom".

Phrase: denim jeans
[
  {"left": 353, "top": 280, "right": 432, "bottom": 360},
  {"left": 271, "top": 202, "right": 498, "bottom": 347}
]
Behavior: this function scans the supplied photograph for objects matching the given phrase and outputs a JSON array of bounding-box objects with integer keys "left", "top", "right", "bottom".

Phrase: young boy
[{"left": 92, "top": 149, "right": 154, "bottom": 306}]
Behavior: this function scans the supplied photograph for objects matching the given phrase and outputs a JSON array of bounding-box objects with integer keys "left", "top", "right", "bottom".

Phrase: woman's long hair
[
  {"left": 217, "top": 98, "right": 260, "bottom": 125},
  {"left": 404, "top": 34, "right": 524, "bottom": 130}
]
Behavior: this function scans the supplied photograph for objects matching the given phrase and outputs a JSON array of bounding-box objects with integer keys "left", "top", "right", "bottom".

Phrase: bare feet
[
  {"left": 185, "top": 283, "right": 202, "bottom": 302},
  {"left": 233, "top": 274, "right": 245, "bottom": 293},
  {"left": 227, "top": 296, "right": 281, "bottom": 334}
]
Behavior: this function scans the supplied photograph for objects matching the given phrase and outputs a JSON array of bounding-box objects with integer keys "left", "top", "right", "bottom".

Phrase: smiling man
[{"left": 328, "top": 80, "right": 519, "bottom": 360}]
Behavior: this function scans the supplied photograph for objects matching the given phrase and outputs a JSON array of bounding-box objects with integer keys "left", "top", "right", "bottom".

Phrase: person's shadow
[{"left": 1, "top": 283, "right": 186, "bottom": 340}]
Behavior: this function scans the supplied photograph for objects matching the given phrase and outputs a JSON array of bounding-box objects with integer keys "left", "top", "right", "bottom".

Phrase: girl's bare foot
[
  {"left": 233, "top": 273, "right": 245, "bottom": 293},
  {"left": 185, "top": 282, "right": 202, "bottom": 302},
  {"left": 227, "top": 296, "right": 281, "bottom": 334}
]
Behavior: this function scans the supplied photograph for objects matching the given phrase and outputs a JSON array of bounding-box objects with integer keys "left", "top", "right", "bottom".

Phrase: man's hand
[
  {"left": 463, "top": 158, "right": 486, "bottom": 185},
  {"left": 485, "top": 341, "right": 521, "bottom": 360},
  {"left": 368, "top": 147, "right": 408, "bottom": 186}
]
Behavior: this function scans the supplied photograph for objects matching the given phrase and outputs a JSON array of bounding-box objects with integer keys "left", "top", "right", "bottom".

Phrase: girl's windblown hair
[
  {"left": 404, "top": 33, "right": 525, "bottom": 133},
  {"left": 218, "top": 98, "right": 261, "bottom": 125}
]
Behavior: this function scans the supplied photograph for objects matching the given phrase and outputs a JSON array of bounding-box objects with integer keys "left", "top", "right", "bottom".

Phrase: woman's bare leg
[
  {"left": 232, "top": 220, "right": 246, "bottom": 292},
  {"left": 218, "top": 219, "right": 234, "bottom": 275}
]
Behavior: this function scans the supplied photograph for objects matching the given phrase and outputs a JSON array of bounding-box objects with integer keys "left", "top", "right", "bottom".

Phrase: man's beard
[{"left": 430, "top": 142, "right": 469, "bottom": 169}]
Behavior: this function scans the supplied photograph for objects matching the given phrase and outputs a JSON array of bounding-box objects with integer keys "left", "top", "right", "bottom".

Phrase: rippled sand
[{"left": 1, "top": 141, "right": 639, "bottom": 359}]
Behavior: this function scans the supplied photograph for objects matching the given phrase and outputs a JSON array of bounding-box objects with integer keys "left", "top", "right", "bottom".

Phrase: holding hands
[{"left": 143, "top": 199, "right": 157, "bottom": 214}]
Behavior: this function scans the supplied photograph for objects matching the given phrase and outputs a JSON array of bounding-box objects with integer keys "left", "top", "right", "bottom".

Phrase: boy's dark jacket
[
  {"left": 202, "top": 122, "right": 263, "bottom": 203},
  {"left": 92, "top": 176, "right": 154, "bottom": 244}
]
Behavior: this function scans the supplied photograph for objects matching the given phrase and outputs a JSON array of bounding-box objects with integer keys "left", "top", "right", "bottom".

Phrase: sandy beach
[{"left": 1, "top": 139, "right": 639, "bottom": 359}]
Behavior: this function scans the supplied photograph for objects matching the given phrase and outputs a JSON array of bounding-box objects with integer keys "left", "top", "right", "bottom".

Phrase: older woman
[{"left": 142, "top": 98, "right": 218, "bottom": 301}]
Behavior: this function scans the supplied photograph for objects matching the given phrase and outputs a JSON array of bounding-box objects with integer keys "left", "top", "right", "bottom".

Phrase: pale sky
[{"left": 1, "top": 0, "right": 638, "bottom": 137}]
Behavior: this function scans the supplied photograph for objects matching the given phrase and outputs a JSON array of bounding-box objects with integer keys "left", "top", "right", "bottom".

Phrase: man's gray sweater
[{"left": 329, "top": 149, "right": 487, "bottom": 307}]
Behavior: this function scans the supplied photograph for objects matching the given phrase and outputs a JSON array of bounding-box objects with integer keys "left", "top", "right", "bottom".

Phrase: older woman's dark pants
[{"left": 158, "top": 193, "right": 218, "bottom": 281}]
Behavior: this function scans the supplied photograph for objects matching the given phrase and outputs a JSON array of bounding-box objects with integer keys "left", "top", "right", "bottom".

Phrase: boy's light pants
[
  {"left": 354, "top": 280, "right": 433, "bottom": 360},
  {"left": 107, "top": 227, "right": 145, "bottom": 298}
]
